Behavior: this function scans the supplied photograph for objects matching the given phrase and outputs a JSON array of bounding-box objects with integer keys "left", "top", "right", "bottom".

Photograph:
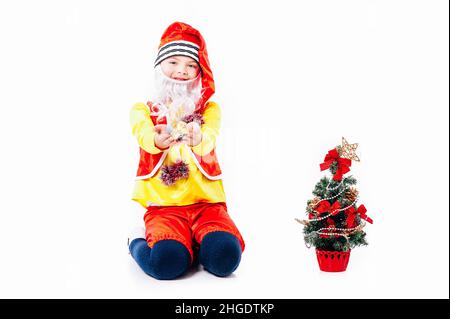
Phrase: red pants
[{"left": 144, "top": 202, "right": 245, "bottom": 262}]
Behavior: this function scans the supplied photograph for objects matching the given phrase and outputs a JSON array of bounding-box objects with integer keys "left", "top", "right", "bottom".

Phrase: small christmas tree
[{"left": 296, "top": 137, "right": 373, "bottom": 272}]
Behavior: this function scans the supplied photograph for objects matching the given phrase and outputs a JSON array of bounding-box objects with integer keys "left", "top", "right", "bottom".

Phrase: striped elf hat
[{"left": 154, "top": 22, "right": 215, "bottom": 111}]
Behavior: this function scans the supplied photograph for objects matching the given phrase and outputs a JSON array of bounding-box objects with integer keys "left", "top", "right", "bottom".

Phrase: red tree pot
[{"left": 316, "top": 249, "right": 351, "bottom": 272}]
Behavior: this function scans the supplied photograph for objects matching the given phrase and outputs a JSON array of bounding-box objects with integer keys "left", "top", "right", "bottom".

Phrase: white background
[{"left": 0, "top": 0, "right": 448, "bottom": 298}]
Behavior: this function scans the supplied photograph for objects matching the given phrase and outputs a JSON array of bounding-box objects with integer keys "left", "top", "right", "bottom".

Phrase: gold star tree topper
[{"left": 339, "top": 137, "right": 360, "bottom": 162}]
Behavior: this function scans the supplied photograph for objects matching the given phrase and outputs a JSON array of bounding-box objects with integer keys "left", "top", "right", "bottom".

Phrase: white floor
[{"left": 2, "top": 197, "right": 447, "bottom": 299}]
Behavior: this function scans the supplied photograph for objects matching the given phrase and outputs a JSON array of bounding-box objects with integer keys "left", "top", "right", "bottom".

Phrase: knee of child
[
  {"left": 199, "top": 231, "right": 242, "bottom": 277},
  {"left": 129, "top": 238, "right": 149, "bottom": 257},
  {"left": 150, "top": 239, "right": 191, "bottom": 280}
]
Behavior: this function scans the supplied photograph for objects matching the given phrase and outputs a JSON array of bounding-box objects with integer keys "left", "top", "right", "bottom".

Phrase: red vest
[{"left": 135, "top": 103, "right": 222, "bottom": 181}]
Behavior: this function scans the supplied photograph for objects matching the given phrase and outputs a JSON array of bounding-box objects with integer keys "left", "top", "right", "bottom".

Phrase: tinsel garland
[
  {"left": 160, "top": 160, "right": 189, "bottom": 186},
  {"left": 182, "top": 112, "right": 204, "bottom": 125}
]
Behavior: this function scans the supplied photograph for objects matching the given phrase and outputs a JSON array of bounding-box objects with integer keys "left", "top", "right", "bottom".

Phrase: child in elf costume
[{"left": 128, "top": 22, "right": 245, "bottom": 280}]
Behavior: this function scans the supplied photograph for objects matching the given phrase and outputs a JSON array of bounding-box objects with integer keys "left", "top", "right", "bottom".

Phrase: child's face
[{"left": 160, "top": 56, "right": 200, "bottom": 81}]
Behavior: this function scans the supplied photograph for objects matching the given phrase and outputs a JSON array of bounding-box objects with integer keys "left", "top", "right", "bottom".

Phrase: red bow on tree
[
  {"left": 357, "top": 205, "right": 373, "bottom": 224},
  {"left": 316, "top": 200, "right": 341, "bottom": 216},
  {"left": 346, "top": 204, "right": 373, "bottom": 226},
  {"left": 345, "top": 207, "right": 358, "bottom": 228},
  {"left": 319, "top": 148, "right": 352, "bottom": 181}
]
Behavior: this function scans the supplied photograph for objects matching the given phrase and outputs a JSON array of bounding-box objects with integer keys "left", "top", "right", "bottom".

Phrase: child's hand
[
  {"left": 154, "top": 124, "right": 176, "bottom": 150},
  {"left": 183, "top": 122, "right": 202, "bottom": 147}
]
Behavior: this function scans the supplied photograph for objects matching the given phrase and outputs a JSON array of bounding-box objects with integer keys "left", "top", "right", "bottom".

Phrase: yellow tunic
[{"left": 129, "top": 101, "right": 226, "bottom": 208}]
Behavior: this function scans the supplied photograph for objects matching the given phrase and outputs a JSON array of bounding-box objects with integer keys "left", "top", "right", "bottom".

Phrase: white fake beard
[{"left": 152, "top": 64, "right": 202, "bottom": 122}]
